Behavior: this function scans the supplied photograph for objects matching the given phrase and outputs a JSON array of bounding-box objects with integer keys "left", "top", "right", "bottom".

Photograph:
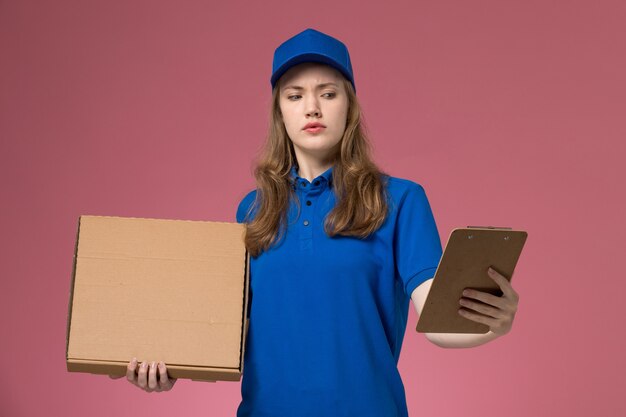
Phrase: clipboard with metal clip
[{"left": 416, "top": 226, "right": 528, "bottom": 333}]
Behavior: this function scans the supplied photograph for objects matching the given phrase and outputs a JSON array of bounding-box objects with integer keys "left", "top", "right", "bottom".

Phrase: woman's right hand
[{"left": 109, "top": 358, "right": 177, "bottom": 393}]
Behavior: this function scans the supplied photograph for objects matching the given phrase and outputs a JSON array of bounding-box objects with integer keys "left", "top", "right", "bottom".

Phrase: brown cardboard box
[{"left": 66, "top": 215, "right": 250, "bottom": 382}]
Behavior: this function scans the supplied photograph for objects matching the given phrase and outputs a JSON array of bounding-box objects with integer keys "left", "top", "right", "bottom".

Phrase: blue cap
[{"left": 271, "top": 28, "right": 356, "bottom": 93}]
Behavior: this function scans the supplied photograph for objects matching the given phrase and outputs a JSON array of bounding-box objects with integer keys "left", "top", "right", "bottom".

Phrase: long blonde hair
[{"left": 242, "top": 74, "right": 390, "bottom": 257}]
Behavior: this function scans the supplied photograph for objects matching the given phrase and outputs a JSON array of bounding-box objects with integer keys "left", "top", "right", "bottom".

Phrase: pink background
[{"left": 1, "top": 0, "right": 624, "bottom": 416}]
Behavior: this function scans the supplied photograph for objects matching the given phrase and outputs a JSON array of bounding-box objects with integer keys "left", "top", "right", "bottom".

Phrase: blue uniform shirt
[{"left": 235, "top": 164, "right": 442, "bottom": 417}]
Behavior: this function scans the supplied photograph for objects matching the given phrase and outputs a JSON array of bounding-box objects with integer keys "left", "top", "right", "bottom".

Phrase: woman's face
[{"left": 278, "top": 63, "right": 349, "bottom": 163}]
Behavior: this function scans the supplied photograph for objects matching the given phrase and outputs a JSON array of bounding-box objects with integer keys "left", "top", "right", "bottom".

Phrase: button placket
[
  {"left": 300, "top": 188, "right": 313, "bottom": 239},
  {"left": 293, "top": 174, "right": 328, "bottom": 252}
]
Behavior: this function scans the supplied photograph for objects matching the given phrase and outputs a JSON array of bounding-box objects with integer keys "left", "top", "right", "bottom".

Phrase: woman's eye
[{"left": 287, "top": 93, "right": 335, "bottom": 100}]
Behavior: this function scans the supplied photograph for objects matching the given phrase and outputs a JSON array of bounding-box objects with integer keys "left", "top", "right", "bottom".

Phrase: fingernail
[
  {"left": 131, "top": 357, "right": 137, "bottom": 365},
  {"left": 159, "top": 361, "right": 164, "bottom": 367},
  {"left": 488, "top": 267, "right": 494, "bottom": 274},
  {"left": 151, "top": 361, "right": 155, "bottom": 368}
]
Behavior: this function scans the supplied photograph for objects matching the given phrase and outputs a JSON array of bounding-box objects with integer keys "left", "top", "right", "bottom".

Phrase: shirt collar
[{"left": 289, "top": 164, "right": 334, "bottom": 188}]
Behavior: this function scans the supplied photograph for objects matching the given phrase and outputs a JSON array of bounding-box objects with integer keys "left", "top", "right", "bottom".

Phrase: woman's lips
[{"left": 304, "top": 127, "right": 325, "bottom": 133}]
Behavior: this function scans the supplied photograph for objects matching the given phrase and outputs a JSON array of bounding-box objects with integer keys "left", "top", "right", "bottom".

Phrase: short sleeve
[
  {"left": 393, "top": 182, "right": 443, "bottom": 297},
  {"left": 236, "top": 190, "right": 258, "bottom": 223}
]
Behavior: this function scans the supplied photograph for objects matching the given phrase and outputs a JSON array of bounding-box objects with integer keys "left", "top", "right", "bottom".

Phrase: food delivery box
[{"left": 66, "top": 215, "right": 250, "bottom": 382}]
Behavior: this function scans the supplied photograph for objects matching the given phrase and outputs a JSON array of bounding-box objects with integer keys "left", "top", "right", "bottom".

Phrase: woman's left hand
[{"left": 458, "top": 267, "right": 519, "bottom": 336}]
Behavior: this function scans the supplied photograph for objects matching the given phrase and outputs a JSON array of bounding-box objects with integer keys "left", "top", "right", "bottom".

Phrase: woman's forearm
[{"left": 424, "top": 330, "right": 500, "bottom": 348}]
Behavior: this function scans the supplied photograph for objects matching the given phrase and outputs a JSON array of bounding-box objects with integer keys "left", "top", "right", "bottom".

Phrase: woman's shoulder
[
  {"left": 381, "top": 174, "right": 435, "bottom": 217},
  {"left": 383, "top": 174, "right": 428, "bottom": 198},
  {"left": 236, "top": 189, "right": 258, "bottom": 223},
  {"left": 380, "top": 176, "right": 431, "bottom": 218}
]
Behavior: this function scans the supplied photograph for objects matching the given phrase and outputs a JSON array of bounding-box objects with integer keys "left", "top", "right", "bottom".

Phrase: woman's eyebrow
[{"left": 282, "top": 82, "right": 339, "bottom": 91}]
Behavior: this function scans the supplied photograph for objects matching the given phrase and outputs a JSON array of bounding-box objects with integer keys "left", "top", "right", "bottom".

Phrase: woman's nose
[{"left": 305, "top": 97, "right": 321, "bottom": 117}]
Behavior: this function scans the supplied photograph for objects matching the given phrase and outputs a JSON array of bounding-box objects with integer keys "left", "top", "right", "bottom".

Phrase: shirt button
[
  {"left": 301, "top": 181, "right": 307, "bottom": 187},
  {"left": 303, "top": 220, "right": 309, "bottom": 226},
  {"left": 313, "top": 180, "right": 319, "bottom": 186},
  {"left": 306, "top": 200, "right": 312, "bottom": 206}
]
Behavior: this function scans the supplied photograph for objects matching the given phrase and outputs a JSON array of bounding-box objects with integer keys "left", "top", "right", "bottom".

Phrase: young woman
[{"left": 114, "top": 28, "right": 519, "bottom": 417}]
